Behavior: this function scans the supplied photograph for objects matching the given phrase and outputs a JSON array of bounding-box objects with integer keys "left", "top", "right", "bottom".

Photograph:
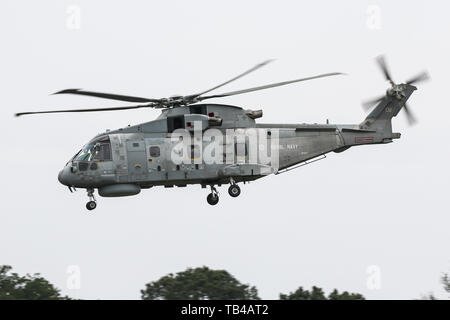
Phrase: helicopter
[{"left": 15, "top": 56, "right": 428, "bottom": 210}]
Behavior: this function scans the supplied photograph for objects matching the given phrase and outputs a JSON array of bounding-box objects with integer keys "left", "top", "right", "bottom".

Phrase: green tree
[
  {"left": 280, "top": 286, "right": 364, "bottom": 300},
  {"left": 419, "top": 270, "right": 450, "bottom": 300},
  {"left": 328, "top": 289, "right": 365, "bottom": 300},
  {"left": 141, "top": 266, "right": 259, "bottom": 300},
  {"left": 442, "top": 273, "right": 450, "bottom": 296},
  {"left": 0, "top": 265, "right": 68, "bottom": 300}
]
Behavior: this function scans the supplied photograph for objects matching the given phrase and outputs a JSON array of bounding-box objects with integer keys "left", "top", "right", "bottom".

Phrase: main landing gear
[
  {"left": 228, "top": 177, "right": 241, "bottom": 198},
  {"left": 228, "top": 184, "right": 241, "bottom": 198},
  {"left": 207, "top": 186, "right": 219, "bottom": 206},
  {"left": 206, "top": 179, "right": 242, "bottom": 205},
  {"left": 86, "top": 188, "right": 97, "bottom": 211}
]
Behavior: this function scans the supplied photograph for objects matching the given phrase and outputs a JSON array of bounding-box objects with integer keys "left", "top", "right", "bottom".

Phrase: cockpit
[
  {"left": 74, "top": 136, "right": 112, "bottom": 162},
  {"left": 59, "top": 135, "right": 114, "bottom": 189}
]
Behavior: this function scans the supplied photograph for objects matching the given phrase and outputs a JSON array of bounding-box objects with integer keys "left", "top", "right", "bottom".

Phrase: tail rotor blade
[
  {"left": 362, "top": 95, "right": 384, "bottom": 111},
  {"left": 406, "top": 71, "right": 430, "bottom": 85},
  {"left": 403, "top": 103, "right": 417, "bottom": 125},
  {"left": 376, "top": 55, "right": 394, "bottom": 84}
]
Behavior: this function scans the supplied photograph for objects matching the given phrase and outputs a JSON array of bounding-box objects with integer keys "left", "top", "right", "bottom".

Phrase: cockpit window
[
  {"left": 75, "top": 143, "right": 96, "bottom": 161},
  {"left": 75, "top": 137, "right": 112, "bottom": 161}
]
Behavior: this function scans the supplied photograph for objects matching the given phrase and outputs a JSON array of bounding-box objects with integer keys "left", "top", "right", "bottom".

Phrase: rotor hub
[{"left": 387, "top": 84, "right": 406, "bottom": 100}]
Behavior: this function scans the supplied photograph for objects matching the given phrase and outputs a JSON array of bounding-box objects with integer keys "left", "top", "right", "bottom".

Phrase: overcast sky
[{"left": 1, "top": 0, "right": 449, "bottom": 300}]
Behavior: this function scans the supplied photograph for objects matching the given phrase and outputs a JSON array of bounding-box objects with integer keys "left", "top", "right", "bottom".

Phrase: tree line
[{"left": 1, "top": 265, "right": 448, "bottom": 300}]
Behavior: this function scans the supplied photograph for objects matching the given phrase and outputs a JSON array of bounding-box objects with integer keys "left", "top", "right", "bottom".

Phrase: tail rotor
[{"left": 362, "top": 55, "right": 429, "bottom": 125}]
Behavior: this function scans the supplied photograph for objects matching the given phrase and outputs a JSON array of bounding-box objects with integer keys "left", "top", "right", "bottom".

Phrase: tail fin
[{"left": 360, "top": 84, "right": 417, "bottom": 134}]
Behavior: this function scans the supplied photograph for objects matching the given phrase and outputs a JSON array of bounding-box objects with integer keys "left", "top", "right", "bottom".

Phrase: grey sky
[{"left": 1, "top": 0, "right": 449, "bottom": 299}]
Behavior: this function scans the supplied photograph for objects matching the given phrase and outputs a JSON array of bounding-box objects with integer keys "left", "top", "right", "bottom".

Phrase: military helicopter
[{"left": 15, "top": 56, "right": 428, "bottom": 210}]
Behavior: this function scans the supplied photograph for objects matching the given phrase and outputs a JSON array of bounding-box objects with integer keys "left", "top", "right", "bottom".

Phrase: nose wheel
[
  {"left": 207, "top": 186, "right": 219, "bottom": 205},
  {"left": 86, "top": 188, "right": 97, "bottom": 211},
  {"left": 86, "top": 201, "right": 97, "bottom": 210}
]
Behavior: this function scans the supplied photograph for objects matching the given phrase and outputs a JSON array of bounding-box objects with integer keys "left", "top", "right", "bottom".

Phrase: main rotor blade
[
  {"left": 376, "top": 55, "right": 394, "bottom": 84},
  {"left": 15, "top": 104, "right": 153, "bottom": 117},
  {"left": 53, "top": 89, "right": 161, "bottom": 103},
  {"left": 362, "top": 95, "right": 385, "bottom": 111},
  {"left": 406, "top": 71, "right": 430, "bottom": 85},
  {"left": 193, "top": 60, "right": 274, "bottom": 98},
  {"left": 197, "top": 72, "right": 344, "bottom": 101},
  {"left": 403, "top": 103, "right": 417, "bottom": 125}
]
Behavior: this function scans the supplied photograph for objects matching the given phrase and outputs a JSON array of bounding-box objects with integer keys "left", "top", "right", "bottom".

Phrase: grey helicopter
[{"left": 15, "top": 56, "right": 428, "bottom": 210}]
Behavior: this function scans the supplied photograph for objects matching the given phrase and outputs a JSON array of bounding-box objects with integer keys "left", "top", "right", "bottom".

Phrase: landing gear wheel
[
  {"left": 228, "top": 184, "right": 241, "bottom": 197},
  {"left": 207, "top": 193, "right": 219, "bottom": 206},
  {"left": 86, "top": 201, "right": 97, "bottom": 211},
  {"left": 86, "top": 188, "right": 97, "bottom": 211}
]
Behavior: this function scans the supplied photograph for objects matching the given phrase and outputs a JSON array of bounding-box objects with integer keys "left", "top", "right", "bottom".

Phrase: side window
[
  {"left": 93, "top": 143, "right": 112, "bottom": 161},
  {"left": 150, "top": 146, "right": 160, "bottom": 157}
]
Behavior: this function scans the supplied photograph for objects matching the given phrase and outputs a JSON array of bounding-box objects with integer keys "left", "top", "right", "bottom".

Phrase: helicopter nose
[{"left": 58, "top": 167, "right": 70, "bottom": 186}]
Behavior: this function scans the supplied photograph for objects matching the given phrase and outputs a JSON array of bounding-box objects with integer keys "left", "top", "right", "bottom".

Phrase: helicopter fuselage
[{"left": 57, "top": 103, "right": 400, "bottom": 200}]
